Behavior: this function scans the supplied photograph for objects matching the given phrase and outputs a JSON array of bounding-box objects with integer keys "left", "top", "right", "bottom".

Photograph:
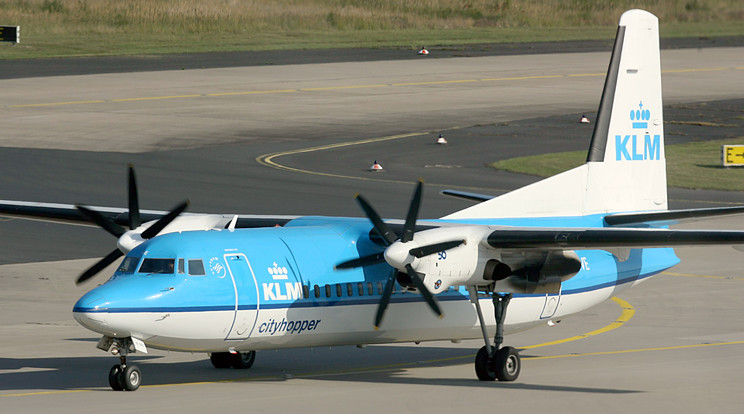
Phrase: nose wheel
[
  {"left": 469, "top": 289, "right": 521, "bottom": 382},
  {"left": 109, "top": 362, "right": 141, "bottom": 391}
]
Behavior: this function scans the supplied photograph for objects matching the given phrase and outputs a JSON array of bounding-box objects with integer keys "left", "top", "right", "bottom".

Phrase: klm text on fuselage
[{"left": 615, "top": 134, "right": 660, "bottom": 161}]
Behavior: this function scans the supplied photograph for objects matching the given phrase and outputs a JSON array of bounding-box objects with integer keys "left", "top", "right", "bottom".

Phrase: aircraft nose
[{"left": 72, "top": 295, "right": 110, "bottom": 334}]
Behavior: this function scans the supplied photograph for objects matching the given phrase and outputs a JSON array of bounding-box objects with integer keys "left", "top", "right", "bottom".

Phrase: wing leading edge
[
  {"left": 487, "top": 227, "right": 744, "bottom": 250},
  {"left": 0, "top": 200, "right": 294, "bottom": 229}
]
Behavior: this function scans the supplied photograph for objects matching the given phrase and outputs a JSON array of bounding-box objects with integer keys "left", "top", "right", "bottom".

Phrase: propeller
[
  {"left": 75, "top": 166, "right": 189, "bottom": 285},
  {"left": 336, "top": 180, "right": 463, "bottom": 328}
]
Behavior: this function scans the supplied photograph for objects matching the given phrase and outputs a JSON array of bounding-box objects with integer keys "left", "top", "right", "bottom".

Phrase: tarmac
[{"left": 0, "top": 43, "right": 743, "bottom": 413}]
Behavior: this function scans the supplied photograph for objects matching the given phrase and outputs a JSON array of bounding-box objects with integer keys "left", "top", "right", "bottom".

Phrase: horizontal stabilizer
[{"left": 440, "top": 190, "right": 495, "bottom": 203}]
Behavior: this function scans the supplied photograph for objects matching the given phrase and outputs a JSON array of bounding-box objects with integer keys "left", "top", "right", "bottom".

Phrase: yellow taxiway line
[{"left": 6, "top": 67, "right": 741, "bottom": 109}]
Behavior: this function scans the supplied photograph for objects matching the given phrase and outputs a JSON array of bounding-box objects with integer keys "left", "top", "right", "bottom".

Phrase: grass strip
[
  {"left": 0, "top": 0, "right": 743, "bottom": 59},
  {"left": 490, "top": 137, "right": 744, "bottom": 191}
]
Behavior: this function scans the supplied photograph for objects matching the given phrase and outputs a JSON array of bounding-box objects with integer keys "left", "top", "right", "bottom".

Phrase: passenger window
[
  {"left": 346, "top": 283, "right": 353, "bottom": 296},
  {"left": 377, "top": 282, "right": 383, "bottom": 295},
  {"left": 314, "top": 284, "right": 320, "bottom": 298},
  {"left": 367, "top": 282, "right": 373, "bottom": 296},
  {"left": 139, "top": 258, "right": 175, "bottom": 274},
  {"left": 177, "top": 259, "right": 185, "bottom": 274},
  {"left": 188, "top": 259, "right": 206, "bottom": 276},
  {"left": 118, "top": 256, "right": 140, "bottom": 274},
  {"left": 302, "top": 285, "right": 310, "bottom": 299},
  {"left": 336, "top": 284, "right": 343, "bottom": 297},
  {"left": 324, "top": 284, "right": 331, "bottom": 298},
  {"left": 358, "top": 283, "right": 364, "bottom": 296}
]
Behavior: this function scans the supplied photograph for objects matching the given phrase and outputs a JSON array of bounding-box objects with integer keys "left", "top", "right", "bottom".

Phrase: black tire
[
  {"left": 230, "top": 351, "right": 256, "bottom": 369},
  {"left": 210, "top": 352, "right": 233, "bottom": 369},
  {"left": 108, "top": 364, "right": 124, "bottom": 391},
  {"left": 474, "top": 346, "right": 496, "bottom": 381},
  {"left": 494, "top": 346, "right": 520, "bottom": 382},
  {"left": 120, "top": 365, "right": 142, "bottom": 391}
]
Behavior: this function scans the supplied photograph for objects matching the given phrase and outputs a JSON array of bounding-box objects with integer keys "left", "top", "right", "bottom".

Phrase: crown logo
[
  {"left": 629, "top": 101, "right": 650, "bottom": 129},
  {"left": 268, "top": 262, "right": 288, "bottom": 280}
]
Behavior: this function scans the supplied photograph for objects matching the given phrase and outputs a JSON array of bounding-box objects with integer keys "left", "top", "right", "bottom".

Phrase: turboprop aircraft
[{"left": 3, "top": 9, "right": 744, "bottom": 392}]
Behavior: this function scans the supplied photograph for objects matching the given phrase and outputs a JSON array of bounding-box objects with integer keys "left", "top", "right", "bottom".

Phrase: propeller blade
[
  {"left": 409, "top": 239, "right": 466, "bottom": 258},
  {"left": 77, "top": 205, "right": 126, "bottom": 238},
  {"left": 335, "top": 252, "right": 386, "bottom": 270},
  {"left": 128, "top": 165, "right": 141, "bottom": 230},
  {"left": 356, "top": 194, "right": 398, "bottom": 245},
  {"left": 401, "top": 180, "right": 423, "bottom": 243},
  {"left": 76, "top": 248, "right": 124, "bottom": 285},
  {"left": 405, "top": 264, "right": 443, "bottom": 319},
  {"left": 374, "top": 271, "right": 397, "bottom": 329},
  {"left": 140, "top": 200, "right": 189, "bottom": 239}
]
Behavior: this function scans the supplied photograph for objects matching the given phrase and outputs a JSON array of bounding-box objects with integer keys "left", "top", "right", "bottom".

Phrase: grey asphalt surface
[
  {"left": 2, "top": 35, "right": 743, "bottom": 79},
  {"left": 0, "top": 43, "right": 743, "bottom": 412}
]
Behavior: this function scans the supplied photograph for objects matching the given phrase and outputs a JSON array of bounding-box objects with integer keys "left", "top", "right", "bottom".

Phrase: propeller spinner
[
  {"left": 75, "top": 165, "right": 189, "bottom": 285},
  {"left": 336, "top": 181, "right": 464, "bottom": 328}
]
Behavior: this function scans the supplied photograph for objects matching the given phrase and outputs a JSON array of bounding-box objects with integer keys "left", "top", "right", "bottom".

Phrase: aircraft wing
[
  {"left": 604, "top": 206, "right": 744, "bottom": 226},
  {"left": 0, "top": 200, "right": 294, "bottom": 228},
  {"left": 487, "top": 227, "right": 744, "bottom": 249}
]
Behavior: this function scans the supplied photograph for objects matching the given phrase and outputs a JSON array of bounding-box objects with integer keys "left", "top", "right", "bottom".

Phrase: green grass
[
  {"left": 1, "top": 0, "right": 743, "bottom": 59},
  {"left": 491, "top": 137, "right": 744, "bottom": 191}
]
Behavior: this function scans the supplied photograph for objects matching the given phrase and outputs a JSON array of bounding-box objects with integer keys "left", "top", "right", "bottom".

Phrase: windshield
[
  {"left": 138, "top": 258, "right": 176, "bottom": 274},
  {"left": 118, "top": 257, "right": 141, "bottom": 274}
]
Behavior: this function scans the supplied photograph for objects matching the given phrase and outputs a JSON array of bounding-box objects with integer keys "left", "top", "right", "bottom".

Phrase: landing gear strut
[
  {"left": 101, "top": 338, "right": 142, "bottom": 391},
  {"left": 469, "top": 288, "right": 520, "bottom": 382}
]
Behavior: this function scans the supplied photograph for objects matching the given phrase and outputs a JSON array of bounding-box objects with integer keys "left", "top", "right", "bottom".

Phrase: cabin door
[{"left": 224, "top": 253, "right": 260, "bottom": 340}]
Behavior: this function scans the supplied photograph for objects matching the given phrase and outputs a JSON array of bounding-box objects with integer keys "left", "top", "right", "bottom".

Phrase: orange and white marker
[
  {"left": 369, "top": 160, "right": 384, "bottom": 171},
  {"left": 580, "top": 114, "right": 591, "bottom": 123},
  {"left": 436, "top": 134, "right": 448, "bottom": 144},
  {"left": 417, "top": 47, "right": 429, "bottom": 55}
]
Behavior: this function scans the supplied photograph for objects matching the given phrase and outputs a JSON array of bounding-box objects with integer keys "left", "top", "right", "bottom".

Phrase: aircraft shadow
[{"left": 0, "top": 345, "right": 639, "bottom": 394}]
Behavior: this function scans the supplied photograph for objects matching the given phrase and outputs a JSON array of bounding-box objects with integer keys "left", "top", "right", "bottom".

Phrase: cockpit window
[
  {"left": 188, "top": 259, "right": 206, "bottom": 276},
  {"left": 139, "top": 258, "right": 175, "bottom": 274},
  {"left": 118, "top": 257, "right": 140, "bottom": 274}
]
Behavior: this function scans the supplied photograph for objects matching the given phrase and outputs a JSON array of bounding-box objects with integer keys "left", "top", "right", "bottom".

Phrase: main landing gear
[
  {"left": 209, "top": 350, "right": 256, "bottom": 369},
  {"left": 469, "top": 289, "right": 521, "bottom": 382}
]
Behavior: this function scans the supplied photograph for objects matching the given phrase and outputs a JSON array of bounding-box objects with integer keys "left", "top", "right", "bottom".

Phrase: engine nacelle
[
  {"left": 393, "top": 226, "right": 582, "bottom": 296},
  {"left": 488, "top": 250, "right": 582, "bottom": 294},
  {"left": 117, "top": 214, "right": 233, "bottom": 253},
  {"left": 406, "top": 226, "right": 491, "bottom": 294}
]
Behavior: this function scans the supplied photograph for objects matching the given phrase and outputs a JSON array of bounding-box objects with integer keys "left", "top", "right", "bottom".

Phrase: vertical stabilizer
[{"left": 444, "top": 9, "right": 666, "bottom": 220}]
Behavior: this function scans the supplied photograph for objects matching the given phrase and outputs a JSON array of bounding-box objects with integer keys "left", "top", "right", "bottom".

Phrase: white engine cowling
[{"left": 117, "top": 214, "right": 233, "bottom": 253}]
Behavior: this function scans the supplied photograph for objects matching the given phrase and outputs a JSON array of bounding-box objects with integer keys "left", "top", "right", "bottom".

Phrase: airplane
[{"left": 3, "top": 9, "right": 744, "bottom": 392}]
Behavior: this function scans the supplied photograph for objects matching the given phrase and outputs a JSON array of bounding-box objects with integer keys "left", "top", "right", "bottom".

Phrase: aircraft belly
[{"left": 99, "top": 285, "right": 630, "bottom": 353}]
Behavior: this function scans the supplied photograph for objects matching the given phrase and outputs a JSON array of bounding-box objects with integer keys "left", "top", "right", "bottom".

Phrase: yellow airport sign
[{"left": 723, "top": 145, "right": 744, "bottom": 167}]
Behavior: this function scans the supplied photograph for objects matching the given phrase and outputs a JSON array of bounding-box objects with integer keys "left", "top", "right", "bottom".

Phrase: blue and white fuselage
[{"left": 73, "top": 215, "right": 679, "bottom": 352}]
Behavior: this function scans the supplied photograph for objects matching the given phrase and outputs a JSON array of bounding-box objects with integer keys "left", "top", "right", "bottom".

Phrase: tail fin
[{"left": 444, "top": 9, "right": 666, "bottom": 220}]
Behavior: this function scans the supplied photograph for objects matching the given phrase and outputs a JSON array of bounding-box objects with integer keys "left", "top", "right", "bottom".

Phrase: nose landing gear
[
  {"left": 469, "top": 289, "right": 521, "bottom": 382},
  {"left": 98, "top": 336, "right": 143, "bottom": 391}
]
